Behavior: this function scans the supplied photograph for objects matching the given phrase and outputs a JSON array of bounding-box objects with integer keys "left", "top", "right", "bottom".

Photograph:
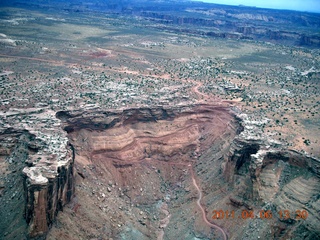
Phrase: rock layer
[
  {"left": 56, "top": 104, "right": 239, "bottom": 166},
  {"left": 224, "top": 113, "right": 320, "bottom": 239},
  {"left": 53, "top": 104, "right": 320, "bottom": 239},
  {"left": 55, "top": 103, "right": 240, "bottom": 239},
  {"left": 23, "top": 144, "right": 74, "bottom": 238},
  {"left": 0, "top": 109, "right": 75, "bottom": 239},
  {"left": 1, "top": 104, "right": 319, "bottom": 239}
]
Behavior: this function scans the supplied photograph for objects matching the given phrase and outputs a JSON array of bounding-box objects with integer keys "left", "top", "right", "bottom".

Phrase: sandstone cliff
[
  {"left": 0, "top": 109, "right": 75, "bottom": 239},
  {"left": 223, "top": 113, "right": 320, "bottom": 239},
  {"left": 1, "top": 104, "right": 319, "bottom": 239}
]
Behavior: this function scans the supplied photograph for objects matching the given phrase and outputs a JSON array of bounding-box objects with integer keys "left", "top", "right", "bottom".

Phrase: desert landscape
[{"left": 0, "top": 0, "right": 319, "bottom": 239}]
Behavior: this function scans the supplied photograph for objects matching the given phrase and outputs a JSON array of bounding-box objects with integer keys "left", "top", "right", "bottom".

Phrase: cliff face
[
  {"left": 1, "top": 104, "right": 319, "bottom": 239},
  {"left": 56, "top": 104, "right": 240, "bottom": 166},
  {"left": 0, "top": 109, "right": 75, "bottom": 239},
  {"left": 54, "top": 104, "right": 320, "bottom": 239},
  {"left": 23, "top": 144, "right": 74, "bottom": 238},
  {"left": 1, "top": 104, "right": 240, "bottom": 239},
  {"left": 53, "top": 104, "right": 242, "bottom": 240},
  {"left": 223, "top": 113, "right": 320, "bottom": 239}
]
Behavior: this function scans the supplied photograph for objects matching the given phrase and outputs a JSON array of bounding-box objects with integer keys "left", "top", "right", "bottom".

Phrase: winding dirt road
[
  {"left": 190, "top": 166, "right": 228, "bottom": 240},
  {"left": 162, "top": 159, "right": 228, "bottom": 240},
  {"left": 110, "top": 158, "right": 228, "bottom": 240}
]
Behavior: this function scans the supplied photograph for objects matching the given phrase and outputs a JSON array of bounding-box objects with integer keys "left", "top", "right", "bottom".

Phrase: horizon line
[{"left": 191, "top": 0, "right": 320, "bottom": 14}]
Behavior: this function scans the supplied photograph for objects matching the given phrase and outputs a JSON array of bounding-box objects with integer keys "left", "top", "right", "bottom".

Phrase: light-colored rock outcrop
[{"left": 0, "top": 109, "right": 75, "bottom": 238}]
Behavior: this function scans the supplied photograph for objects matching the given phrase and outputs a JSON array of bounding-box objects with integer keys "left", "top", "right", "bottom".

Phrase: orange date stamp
[{"left": 212, "top": 209, "right": 308, "bottom": 220}]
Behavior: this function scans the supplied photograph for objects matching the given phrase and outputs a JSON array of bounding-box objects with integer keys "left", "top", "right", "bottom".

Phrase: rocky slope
[
  {"left": 52, "top": 103, "right": 239, "bottom": 240},
  {"left": 0, "top": 104, "right": 319, "bottom": 239},
  {"left": 221, "top": 113, "right": 320, "bottom": 239},
  {"left": 48, "top": 104, "right": 319, "bottom": 239}
]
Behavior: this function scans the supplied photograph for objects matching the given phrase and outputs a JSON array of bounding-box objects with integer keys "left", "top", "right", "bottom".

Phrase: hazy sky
[{"left": 194, "top": 0, "right": 320, "bottom": 12}]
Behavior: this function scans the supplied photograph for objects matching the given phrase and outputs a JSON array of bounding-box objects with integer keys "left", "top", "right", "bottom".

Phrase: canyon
[
  {"left": 52, "top": 104, "right": 319, "bottom": 240},
  {"left": 1, "top": 104, "right": 319, "bottom": 239},
  {"left": 0, "top": 0, "right": 319, "bottom": 239}
]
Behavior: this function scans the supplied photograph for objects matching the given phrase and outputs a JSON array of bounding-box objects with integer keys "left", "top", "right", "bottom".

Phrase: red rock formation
[
  {"left": 23, "top": 144, "right": 75, "bottom": 237},
  {"left": 57, "top": 104, "right": 239, "bottom": 166}
]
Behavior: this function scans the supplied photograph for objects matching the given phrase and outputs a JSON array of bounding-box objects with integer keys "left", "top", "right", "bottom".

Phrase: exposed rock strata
[
  {"left": 55, "top": 103, "right": 240, "bottom": 239},
  {"left": 23, "top": 144, "right": 74, "bottom": 238},
  {"left": 56, "top": 104, "right": 320, "bottom": 239},
  {"left": 224, "top": 113, "right": 320, "bottom": 239},
  {"left": 56, "top": 104, "right": 239, "bottom": 165},
  {"left": 0, "top": 109, "right": 75, "bottom": 239},
  {"left": 1, "top": 104, "right": 319, "bottom": 239}
]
